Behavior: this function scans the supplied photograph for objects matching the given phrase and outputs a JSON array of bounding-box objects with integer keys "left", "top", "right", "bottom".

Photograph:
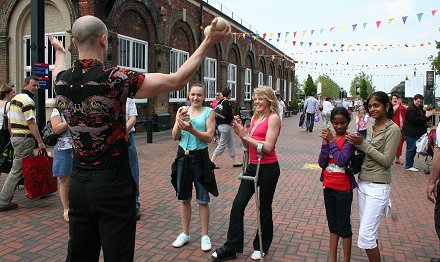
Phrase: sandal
[
  {"left": 63, "top": 210, "right": 69, "bottom": 222},
  {"left": 211, "top": 247, "right": 236, "bottom": 261}
]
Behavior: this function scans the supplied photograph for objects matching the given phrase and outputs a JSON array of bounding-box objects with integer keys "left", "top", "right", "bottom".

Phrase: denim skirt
[{"left": 53, "top": 148, "right": 73, "bottom": 177}]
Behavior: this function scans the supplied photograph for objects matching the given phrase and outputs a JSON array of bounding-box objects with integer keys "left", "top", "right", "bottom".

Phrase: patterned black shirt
[{"left": 55, "top": 59, "right": 144, "bottom": 170}]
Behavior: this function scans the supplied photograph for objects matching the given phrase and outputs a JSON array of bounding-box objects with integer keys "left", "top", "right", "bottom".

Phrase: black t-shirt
[
  {"left": 55, "top": 59, "right": 144, "bottom": 170},
  {"left": 216, "top": 99, "right": 233, "bottom": 125}
]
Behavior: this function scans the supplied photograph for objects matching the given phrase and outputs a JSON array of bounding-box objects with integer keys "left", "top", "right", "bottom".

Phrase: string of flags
[{"left": 228, "top": 9, "right": 438, "bottom": 42}]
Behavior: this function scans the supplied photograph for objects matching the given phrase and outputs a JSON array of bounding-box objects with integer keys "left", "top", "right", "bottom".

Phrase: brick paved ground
[{"left": 0, "top": 114, "right": 438, "bottom": 261}]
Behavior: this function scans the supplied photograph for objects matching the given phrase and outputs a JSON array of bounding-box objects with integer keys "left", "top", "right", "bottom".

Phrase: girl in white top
[{"left": 321, "top": 97, "right": 334, "bottom": 129}]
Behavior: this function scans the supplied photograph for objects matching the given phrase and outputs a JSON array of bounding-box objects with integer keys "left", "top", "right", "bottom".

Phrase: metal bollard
[{"left": 146, "top": 117, "right": 153, "bottom": 143}]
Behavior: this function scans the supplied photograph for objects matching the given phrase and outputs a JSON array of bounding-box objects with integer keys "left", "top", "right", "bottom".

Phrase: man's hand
[
  {"left": 48, "top": 35, "right": 66, "bottom": 53},
  {"left": 427, "top": 180, "right": 438, "bottom": 204},
  {"left": 203, "top": 18, "right": 231, "bottom": 46}
]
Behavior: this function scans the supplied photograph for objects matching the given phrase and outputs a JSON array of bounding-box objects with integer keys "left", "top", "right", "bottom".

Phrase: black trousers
[
  {"left": 224, "top": 162, "right": 280, "bottom": 253},
  {"left": 306, "top": 113, "right": 315, "bottom": 132},
  {"left": 66, "top": 168, "right": 136, "bottom": 262}
]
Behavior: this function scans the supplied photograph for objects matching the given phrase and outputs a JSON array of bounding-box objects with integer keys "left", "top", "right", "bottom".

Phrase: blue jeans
[
  {"left": 67, "top": 168, "right": 136, "bottom": 262},
  {"left": 404, "top": 136, "right": 417, "bottom": 169},
  {"left": 128, "top": 132, "right": 140, "bottom": 209}
]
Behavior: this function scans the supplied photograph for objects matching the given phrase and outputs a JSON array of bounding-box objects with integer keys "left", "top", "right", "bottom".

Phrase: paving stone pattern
[{"left": 0, "top": 114, "right": 438, "bottom": 261}]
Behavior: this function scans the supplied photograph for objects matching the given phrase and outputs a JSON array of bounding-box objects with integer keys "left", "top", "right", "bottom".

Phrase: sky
[{"left": 208, "top": 0, "right": 439, "bottom": 94}]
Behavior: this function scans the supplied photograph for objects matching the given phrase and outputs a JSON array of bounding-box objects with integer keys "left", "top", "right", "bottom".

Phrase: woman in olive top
[{"left": 347, "top": 91, "right": 401, "bottom": 262}]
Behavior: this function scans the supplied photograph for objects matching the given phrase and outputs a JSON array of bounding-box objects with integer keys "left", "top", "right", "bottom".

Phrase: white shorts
[{"left": 357, "top": 180, "right": 391, "bottom": 249}]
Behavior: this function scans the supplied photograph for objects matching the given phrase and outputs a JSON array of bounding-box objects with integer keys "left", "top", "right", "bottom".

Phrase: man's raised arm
[
  {"left": 48, "top": 35, "right": 68, "bottom": 83},
  {"left": 135, "top": 18, "right": 230, "bottom": 98}
]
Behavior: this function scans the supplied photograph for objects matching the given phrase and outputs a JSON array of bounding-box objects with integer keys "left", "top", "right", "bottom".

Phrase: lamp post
[{"left": 355, "top": 81, "right": 360, "bottom": 98}]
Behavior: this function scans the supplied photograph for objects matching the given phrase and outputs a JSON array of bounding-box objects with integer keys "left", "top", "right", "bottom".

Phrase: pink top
[{"left": 249, "top": 114, "right": 279, "bottom": 164}]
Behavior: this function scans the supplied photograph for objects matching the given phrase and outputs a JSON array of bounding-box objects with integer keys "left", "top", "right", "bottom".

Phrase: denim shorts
[
  {"left": 53, "top": 148, "right": 73, "bottom": 178},
  {"left": 176, "top": 157, "right": 210, "bottom": 204}
]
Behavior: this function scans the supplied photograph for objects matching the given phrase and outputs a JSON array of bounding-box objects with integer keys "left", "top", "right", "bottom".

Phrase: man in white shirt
[{"left": 303, "top": 93, "right": 319, "bottom": 132}]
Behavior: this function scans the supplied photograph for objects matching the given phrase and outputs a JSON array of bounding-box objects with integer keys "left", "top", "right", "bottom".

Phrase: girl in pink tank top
[{"left": 211, "top": 86, "right": 281, "bottom": 261}]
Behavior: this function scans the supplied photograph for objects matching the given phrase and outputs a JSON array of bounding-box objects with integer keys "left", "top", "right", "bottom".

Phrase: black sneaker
[
  {"left": 0, "top": 202, "right": 18, "bottom": 211},
  {"left": 136, "top": 208, "right": 141, "bottom": 220}
]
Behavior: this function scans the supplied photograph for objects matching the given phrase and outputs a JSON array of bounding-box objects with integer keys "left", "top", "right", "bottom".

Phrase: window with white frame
[
  {"left": 117, "top": 34, "right": 148, "bottom": 72},
  {"left": 244, "top": 68, "right": 252, "bottom": 100},
  {"left": 204, "top": 58, "right": 217, "bottom": 100},
  {"left": 24, "top": 33, "right": 65, "bottom": 101},
  {"left": 268, "top": 75, "right": 273, "bottom": 88},
  {"left": 276, "top": 78, "right": 280, "bottom": 91},
  {"left": 169, "top": 48, "right": 189, "bottom": 102},
  {"left": 227, "top": 64, "right": 237, "bottom": 100},
  {"left": 258, "top": 72, "right": 264, "bottom": 87}
]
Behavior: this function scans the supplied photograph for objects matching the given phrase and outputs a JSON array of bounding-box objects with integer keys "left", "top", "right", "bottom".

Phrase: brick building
[{"left": 0, "top": 0, "right": 295, "bottom": 129}]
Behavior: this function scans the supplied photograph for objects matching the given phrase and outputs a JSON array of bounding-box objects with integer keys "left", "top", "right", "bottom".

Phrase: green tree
[
  {"left": 430, "top": 40, "right": 440, "bottom": 76},
  {"left": 304, "top": 74, "right": 317, "bottom": 96},
  {"left": 316, "top": 74, "right": 340, "bottom": 99},
  {"left": 360, "top": 78, "right": 368, "bottom": 100},
  {"left": 350, "top": 72, "right": 375, "bottom": 99}
]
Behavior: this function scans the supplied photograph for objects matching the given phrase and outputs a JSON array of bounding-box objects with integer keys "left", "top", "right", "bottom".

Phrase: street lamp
[
  {"left": 413, "top": 67, "right": 417, "bottom": 77},
  {"left": 355, "top": 82, "right": 360, "bottom": 97}
]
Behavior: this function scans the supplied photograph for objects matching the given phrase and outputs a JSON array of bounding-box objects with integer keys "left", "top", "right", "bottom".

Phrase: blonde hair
[{"left": 252, "top": 86, "right": 279, "bottom": 118}]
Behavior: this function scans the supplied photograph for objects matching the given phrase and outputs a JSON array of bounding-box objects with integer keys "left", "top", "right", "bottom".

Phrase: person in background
[
  {"left": 211, "top": 92, "right": 223, "bottom": 143},
  {"left": 391, "top": 93, "right": 406, "bottom": 165},
  {"left": 276, "top": 93, "right": 285, "bottom": 123},
  {"left": 318, "top": 107, "right": 356, "bottom": 262},
  {"left": 356, "top": 106, "right": 369, "bottom": 139},
  {"left": 0, "top": 76, "right": 46, "bottom": 211},
  {"left": 126, "top": 97, "right": 141, "bottom": 220},
  {"left": 427, "top": 123, "right": 440, "bottom": 262},
  {"left": 212, "top": 86, "right": 281, "bottom": 261},
  {"left": 50, "top": 15, "right": 229, "bottom": 261},
  {"left": 171, "top": 84, "right": 217, "bottom": 252},
  {"left": 0, "top": 83, "right": 16, "bottom": 153},
  {"left": 50, "top": 105, "right": 73, "bottom": 222},
  {"left": 211, "top": 88, "right": 242, "bottom": 168},
  {"left": 321, "top": 96, "right": 333, "bottom": 129},
  {"left": 304, "top": 93, "right": 319, "bottom": 132},
  {"left": 211, "top": 92, "right": 223, "bottom": 110},
  {"left": 347, "top": 91, "right": 401, "bottom": 262},
  {"left": 402, "top": 94, "right": 435, "bottom": 172}
]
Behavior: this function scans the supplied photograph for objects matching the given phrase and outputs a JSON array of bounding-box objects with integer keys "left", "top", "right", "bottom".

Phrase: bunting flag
[
  {"left": 228, "top": 8, "right": 436, "bottom": 44},
  {"left": 402, "top": 16, "right": 408, "bottom": 24},
  {"left": 293, "top": 41, "right": 296, "bottom": 46},
  {"left": 376, "top": 21, "right": 382, "bottom": 28}
]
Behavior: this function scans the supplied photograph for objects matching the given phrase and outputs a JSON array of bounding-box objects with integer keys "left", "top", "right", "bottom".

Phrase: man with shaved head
[{"left": 50, "top": 15, "right": 229, "bottom": 262}]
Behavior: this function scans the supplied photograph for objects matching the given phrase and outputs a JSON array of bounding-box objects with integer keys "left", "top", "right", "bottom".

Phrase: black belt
[
  {"left": 12, "top": 133, "right": 33, "bottom": 138},
  {"left": 372, "top": 182, "right": 388, "bottom": 184}
]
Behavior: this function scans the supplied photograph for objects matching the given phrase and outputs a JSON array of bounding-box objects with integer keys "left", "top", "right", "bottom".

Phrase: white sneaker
[
  {"left": 251, "top": 250, "right": 265, "bottom": 260},
  {"left": 201, "top": 235, "right": 212, "bottom": 251},
  {"left": 406, "top": 167, "right": 419, "bottom": 172},
  {"left": 172, "top": 233, "right": 190, "bottom": 248}
]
